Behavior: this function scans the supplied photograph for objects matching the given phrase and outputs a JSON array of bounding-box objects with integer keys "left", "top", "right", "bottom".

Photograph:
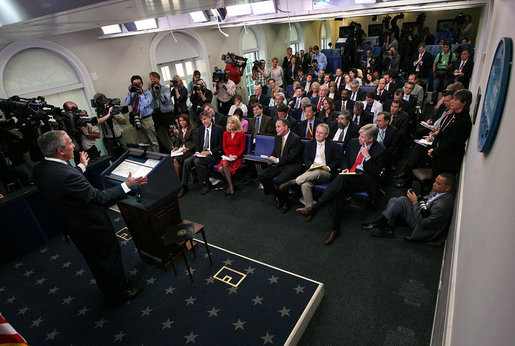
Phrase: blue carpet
[{"left": 0, "top": 209, "right": 323, "bottom": 345}]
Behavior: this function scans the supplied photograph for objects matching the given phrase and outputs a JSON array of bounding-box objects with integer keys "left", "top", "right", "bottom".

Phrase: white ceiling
[{"left": 0, "top": 0, "right": 481, "bottom": 44}]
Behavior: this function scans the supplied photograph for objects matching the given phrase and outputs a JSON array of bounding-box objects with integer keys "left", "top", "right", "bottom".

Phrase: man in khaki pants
[{"left": 279, "top": 123, "right": 341, "bottom": 221}]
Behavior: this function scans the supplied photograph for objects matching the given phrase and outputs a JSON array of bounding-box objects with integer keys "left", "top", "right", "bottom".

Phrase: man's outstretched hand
[{"left": 125, "top": 172, "right": 148, "bottom": 188}]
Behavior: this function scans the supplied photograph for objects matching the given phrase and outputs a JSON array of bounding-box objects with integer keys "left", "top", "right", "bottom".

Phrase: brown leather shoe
[
  {"left": 296, "top": 206, "right": 313, "bottom": 216},
  {"left": 324, "top": 231, "right": 340, "bottom": 245},
  {"left": 177, "top": 186, "right": 188, "bottom": 198},
  {"left": 200, "top": 184, "right": 211, "bottom": 195}
]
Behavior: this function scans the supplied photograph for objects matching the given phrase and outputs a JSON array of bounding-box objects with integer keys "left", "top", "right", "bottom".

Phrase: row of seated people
[{"left": 173, "top": 87, "right": 472, "bottom": 245}]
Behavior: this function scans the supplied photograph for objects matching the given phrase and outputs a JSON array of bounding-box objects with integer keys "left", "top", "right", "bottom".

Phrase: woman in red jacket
[{"left": 218, "top": 116, "right": 246, "bottom": 196}]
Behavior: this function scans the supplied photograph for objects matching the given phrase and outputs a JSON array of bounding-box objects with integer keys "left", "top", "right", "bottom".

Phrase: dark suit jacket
[
  {"left": 379, "top": 125, "right": 399, "bottom": 154},
  {"left": 352, "top": 111, "right": 374, "bottom": 128},
  {"left": 288, "top": 97, "right": 304, "bottom": 110},
  {"left": 317, "top": 110, "right": 339, "bottom": 124},
  {"left": 270, "top": 131, "right": 303, "bottom": 169},
  {"left": 295, "top": 118, "right": 321, "bottom": 138},
  {"left": 408, "top": 192, "right": 455, "bottom": 243},
  {"left": 341, "top": 138, "right": 385, "bottom": 191},
  {"left": 248, "top": 115, "right": 273, "bottom": 135},
  {"left": 391, "top": 110, "right": 410, "bottom": 140},
  {"left": 33, "top": 160, "right": 126, "bottom": 238},
  {"left": 271, "top": 116, "right": 297, "bottom": 133},
  {"left": 196, "top": 123, "right": 224, "bottom": 156},
  {"left": 299, "top": 54, "right": 310, "bottom": 72},
  {"left": 311, "top": 96, "right": 327, "bottom": 111},
  {"left": 176, "top": 125, "right": 198, "bottom": 151},
  {"left": 350, "top": 89, "right": 366, "bottom": 102},
  {"left": 250, "top": 94, "right": 271, "bottom": 108},
  {"left": 286, "top": 64, "right": 300, "bottom": 85},
  {"left": 334, "top": 99, "right": 354, "bottom": 112},
  {"left": 375, "top": 88, "right": 391, "bottom": 104},
  {"left": 329, "top": 121, "right": 360, "bottom": 150},
  {"left": 303, "top": 138, "right": 341, "bottom": 177},
  {"left": 410, "top": 50, "right": 433, "bottom": 76},
  {"left": 212, "top": 112, "right": 227, "bottom": 127},
  {"left": 452, "top": 59, "right": 474, "bottom": 88},
  {"left": 431, "top": 111, "right": 472, "bottom": 175}
]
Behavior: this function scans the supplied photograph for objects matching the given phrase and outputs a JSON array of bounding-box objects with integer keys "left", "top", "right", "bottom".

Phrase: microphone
[{"left": 127, "top": 143, "right": 150, "bottom": 149}]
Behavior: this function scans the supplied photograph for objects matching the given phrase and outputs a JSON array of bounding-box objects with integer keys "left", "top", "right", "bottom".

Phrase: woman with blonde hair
[
  {"left": 308, "top": 82, "right": 320, "bottom": 99},
  {"left": 218, "top": 116, "right": 246, "bottom": 196}
]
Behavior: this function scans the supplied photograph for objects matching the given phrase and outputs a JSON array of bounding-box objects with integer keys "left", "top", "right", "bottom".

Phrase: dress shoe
[
  {"left": 296, "top": 206, "right": 313, "bottom": 216},
  {"left": 177, "top": 186, "right": 188, "bottom": 198},
  {"left": 280, "top": 203, "right": 290, "bottom": 214},
  {"left": 324, "top": 231, "right": 340, "bottom": 245},
  {"left": 279, "top": 180, "right": 296, "bottom": 192},
  {"left": 200, "top": 184, "right": 211, "bottom": 195},
  {"left": 361, "top": 222, "right": 382, "bottom": 230},
  {"left": 393, "top": 172, "right": 407, "bottom": 179},
  {"left": 370, "top": 227, "right": 395, "bottom": 238},
  {"left": 394, "top": 181, "right": 408, "bottom": 188},
  {"left": 274, "top": 196, "right": 284, "bottom": 209}
]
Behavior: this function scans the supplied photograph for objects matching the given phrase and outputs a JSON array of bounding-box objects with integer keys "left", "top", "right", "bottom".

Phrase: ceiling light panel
[
  {"left": 226, "top": 4, "right": 252, "bottom": 17},
  {"left": 251, "top": 1, "right": 276, "bottom": 15},
  {"left": 134, "top": 18, "right": 157, "bottom": 30},
  {"left": 101, "top": 24, "right": 121, "bottom": 34},
  {"left": 189, "top": 11, "right": 207, "bottom": 22}
]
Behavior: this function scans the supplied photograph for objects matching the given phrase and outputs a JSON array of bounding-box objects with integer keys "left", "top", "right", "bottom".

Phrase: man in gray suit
[{"left": 362, "top": 173, "right": 455, "bottom": 244}]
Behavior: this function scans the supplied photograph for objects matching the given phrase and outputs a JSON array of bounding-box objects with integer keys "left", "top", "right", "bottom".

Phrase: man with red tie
[
  {"left": 311, "top": 85, "right": 329, "bottom": 112},
  {"left": 296, "top": 124, "right": 385, "bottom": 245},
  {"left": 295, "top": 105, "right": 321, "bottom": 139}
]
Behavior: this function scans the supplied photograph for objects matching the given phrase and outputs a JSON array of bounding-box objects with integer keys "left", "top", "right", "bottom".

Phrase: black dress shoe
[
  {"left": 324, "top": 231, "right": 340, "bottom": 245},
  {"left": 394, "top": 181, "right": 408, "bottom": 188},
  {"left": 370, "top": 227, "right": 395, "bottom": 238},
  {"left": 280, "top": 203, "right": 290, "bottom": 214},
  {"left": 361, "top": 222, "right": 381, "bottom": 230},
  {"left": 274, "top": 196, "right": 284, "bottom": 209}
]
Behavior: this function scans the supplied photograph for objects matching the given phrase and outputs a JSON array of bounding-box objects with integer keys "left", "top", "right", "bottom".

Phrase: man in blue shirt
[
  {"left": 124, "top": 75, "right": 159, "bottom": 152},
  {"left": 311, "top": 45, "right": 328, "bottom": 71},
  {"left": 149, "top": 72, "right": 174, "bottom": 153}
]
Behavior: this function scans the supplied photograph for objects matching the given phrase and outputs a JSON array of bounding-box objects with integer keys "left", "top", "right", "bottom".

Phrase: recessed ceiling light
[
  {"left": 355, "top": 0, "right": 377, "bottom": 4},
  {"left": 226, "top": 4, "right": 252, "bottom": 17},
  {"left": 101, "top": 24, "right": 121, "bottom": 35},
  {"left": 134, "top": 18, "right": 157, "bottom": 30},
  {"left": 189, "top": 11, "right": 207, "bottom": 22},
  {"left": 251, "top": 1, "right": 276, "bottom": 15}
]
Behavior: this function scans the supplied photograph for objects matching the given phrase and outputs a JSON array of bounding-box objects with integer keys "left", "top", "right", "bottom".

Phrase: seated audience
[
  {"left": 218, "top": 116, "right": 246, "bottom": 196},
  {"left": 352, "top": 101, "right": 374, "bottom": 127},
  {"left": 293, "top": 97, "right": 313, "bottom": 122},
  {"left": 334, "top": 89, "right": 355, "bottom": 112},
  {"left": 329, "top": 110, "right": 359, "bottom": 150},
  {"left": 364, "top": 73, "right": 378, "bottom": 87},
  {"left": 318, "top": 98, "right": 338, "bottom": 124},
  {"left": 349, "top": 68, "right": 362, "bottom": 86},
  {"left": 202, "top": 103, "right": 227, "bottom": 127},
  {"left": 250, "top": 84, "right": 270, "bottom": 107},
  {"left": 274, "top": 103, "right": 297, "bottom": 131},
  {"left": 233, "top": 108, "right": 248, "bottom": 132},
  {"left": 408, "top": 74, "right": 425, "bottom": 109},
  {"left": 349, "top": 80, "right": 366, "bottom": 102},
  {"left": 308, "top": 82, "right": 320, "bottom": 99},
  {"left": 288, "top": 87, "right": 305, "bottom": 110},
  {"left": 228, "top": 94, "right": 248, "bottom": 117},
  {"left": 389, "top": 100, "right": 410, "bottom": 142},
  {"left": 248, "top": 103, "right": 272, "bottom": 136},
  {"left": 173, "top": 114, "right": 198, "bottom": 181},
  {"left": 296, "top": 104, "right": 321, "bottom": 139},
  {"left": 364, "top": 91, "right": 383, "bottom": 121},
  {"left": 312, "top": 84, "right": 329, "bottom": 112},
  {"left": 375, "top": 112, "right": 399, "bottom": 161},
  {"left": 328, "top": 81, "right": 340, "bottom": 101}
]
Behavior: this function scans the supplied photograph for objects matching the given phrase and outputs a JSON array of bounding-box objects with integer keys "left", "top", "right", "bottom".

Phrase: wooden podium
[{"left": 102, "top": 149, "right": 185, "bottom": 271}]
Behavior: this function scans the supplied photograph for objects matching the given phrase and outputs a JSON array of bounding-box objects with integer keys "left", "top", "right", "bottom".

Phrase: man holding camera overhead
[
  {"left": 148, "top": 72, "right": 174, "bottom": 153},
  {"left": 213, "top": 69, "right": 236, "bottom": 116},
  {"left": 124, "top": 75, "right": 159, "bottom": 152}
]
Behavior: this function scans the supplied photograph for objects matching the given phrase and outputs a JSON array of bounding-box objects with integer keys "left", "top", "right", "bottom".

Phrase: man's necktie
[
  {"left": 307, "top": 122, "right": 313, "bottom": 139},
  {"left": 366, "top": 103, "right": 372, "bottom": 113},
  {"left": 319, "top": 142, "right": 326, "bottom": 164},
  {"left": 352, "top": 93, "right": 356, "bottom": 101},
  {"left": 255, "top": 117, "right": 261, "bottom": 134},
  {"left": 295, "top": 98, "right": 300, "bottom": 109},
  {"left": 349, "top": 151, "right": 364, "bottom": 172},
  {"left": 459, "top": 61, "right": 464, "bottom": 72},
  {"left": 133, "top": 94, "right": 139, "bottom": 112},
  {"left": 280, "top": 136, "right": 285, "bottom": 156},
  {"left": 317, "top": 97, "right": 323, "bottom": 111},
  {"left": 378, "top": 129, "right": 385, "bottom": 143},
  {"left": 338, "top": 128, "right": 345, "bottom": 141},
  {"left": 203, "top": 128, "right": 210, "bottom": 150},
  {"left": 353, "top": 115, "right": 359, "bottom": 124}
]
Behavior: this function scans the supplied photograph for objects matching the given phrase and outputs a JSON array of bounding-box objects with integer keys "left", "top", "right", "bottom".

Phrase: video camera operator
[
  {"left": 225, "top": 52, "right": 245, "bottom": 85},
  {"left": 61, "top": 101, "right": 88, "bottom": 164},
  {"left": 190, "top": 79, "right": 213, "bottom": 125},
  {"left": 0, "top": 122, "right": 32, "bottom": 190},
  {"left": 92, "top": 93, "right": 127, "bottom": 160},
  {"left": 252, "top": 59, "right": 269, "bottom": 94},
  {"left": 124, "top": 75, "right": 159, "bottom": 152},
  {"left": 213, "top": 69, "right": 236, "bottom": 116},
  {"left": 148, "top": 71, "right": 174, "bottom": 153}
]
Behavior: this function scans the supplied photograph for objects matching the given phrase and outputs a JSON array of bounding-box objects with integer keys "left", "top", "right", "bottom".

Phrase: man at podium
[{"left": 33, "top": 130, "right": 148, "bottom": 306}]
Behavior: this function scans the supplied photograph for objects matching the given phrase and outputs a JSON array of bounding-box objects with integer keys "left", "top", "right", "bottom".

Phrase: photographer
[
  {"left": 213, "top": 69, "right": 236, "bottom": 115},
  {"left": 124, "top": 75, "right": 159, "bottom": 152},
  {"left": 148, "top": 72, "right": 174, "bottom": 153},
  {"left": 187, "top": 70, "right": 201, "bottom": 94},
  {"left": 383, "top": 46, "right": 400, "bottom": 74},
  {"left": 62, "top": 101, "right": 86, "bottom": 164},
  {"left": 252, "top": 59, "right": 269, "bottom": 93},
  {"left": 93, "top": 93, "right": 127, "bottom": 161},
  {"left": 189, "top": 78, "right": 213, "bottom": 125},
  {"left": 225, "top": 53, "right": 245, "bottom": 85},
  {"left": 170, "top": 75, "right": 188, "bottom": 117}
]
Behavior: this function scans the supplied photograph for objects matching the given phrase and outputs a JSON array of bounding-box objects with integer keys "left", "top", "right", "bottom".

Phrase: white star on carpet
[
  {"left": 94, "top": 318, "right": 107, "bottom": 328},
  {"left": 207, "top": 307, "right": 220, "bottom": 317},
  {"left": 77, "top": 306, "right": 89, "bottom": 316},
  {"left": 245, "top": 266, "right": 255, "bottom": 274},
  {"left": 113, "top": 217, "right": 121, "bottom": 222},
  {"left": 23, "top": 269, "right": 34, "bottom": 277},
  {"left": 128, "top": 268, "right": 138, "bottom": 276},
  {"left": 203, "top": 252, "right": 213, "bottom": 259},
  {"left": 294, "top": 285, "right": 305, "bottom": 294},
  {"left": 40, "top": 247, "right": 48, "bottom": 253},
  {"left": 141, "top": 306, "right": 153, "bottom": 317},
  {"left": 45, "top": 329, "right": 60, "bottom": 341},
  {"left": 31, "top": 317, "right": 44, "bottom": 327},
  {"left": 0, "top": 286, "right": 5, "bottom": 293},
  {"left": 62, "top": 261, "right": 72, "bottom": 268},
  {"left": 48, "top": 286, "right": 60, "bottom": 294},
  {"left": 205, "top": 276, "right": 215, "bottom": 284},
  {"left": 113, "top": 331, "right": 126, "bottom": 342},
  {"left": 36, "top": 277, "right": 47, "bottom": 285},
  {"left": 164, "top": 285, "right": 176, "bottom": 295},
  {"left": 261, "top": 332, "right": 274, "bottom": 344},
  {"left": 50, "top": 254, "right": 60, "bottom": 260},
  {"left": 228, "top": 286, "right": 238, "bottom": 295},
  {"left": 278, "top": 306, "right": 291, "bottom": 317},
  {"left": 75, "top": 269, "right": 85, "bottom": 276},
  {"left": 62, "top": 296, "right": 74, "bottom": 304},
  {"left": 268, "top": 275, "right": 279, "bottom": 284},
  {"left": 161, "top": 318, "right": 174, "bottom": 329},
  {"left": 185, "top": 296, "right": 197, "bottom": 305},
  {"left": 13, "top": 262, "right": 23, "bottom": 269},
  {"left": 89, "top": 279, "right": 96, "bottom": 285},
  {"left": 120, "top": 240, "right": 128, "bottom": 246},
  {"left": 184, "top": 267, "right": 196, "bottom": 276},
  {"left": 223, "top": 258, "right": 233, "bottom": 265},
  {"left": 232, "top": 319, "right": 246, "bottom": 330},
  {"left": 146, "top": 277, "right": 156, "bottom": 285},
  {"left": 6, "top": 296, "right": 16, "bottom": 304},
  {"left": 252, "top": 296, "right": 263, "bottom": 305},
  {"left": 17, "top": 306, "right": 30, "bottom": 315},
  {"left": 184, "top": 331, "right": 198, "bottom": 344}
]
